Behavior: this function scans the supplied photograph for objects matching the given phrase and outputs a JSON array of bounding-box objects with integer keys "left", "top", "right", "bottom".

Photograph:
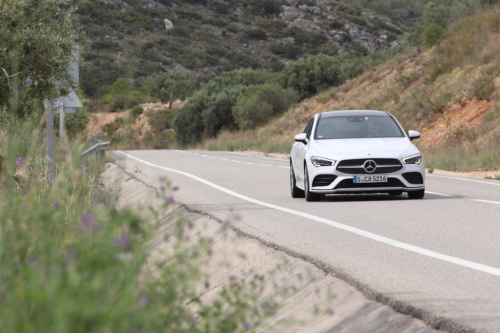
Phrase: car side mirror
[
  {"left": 294, "top": 133, "right": 308, "bottom": 144},
  {"left": 408, "top": 130, "right": 421, "bottom": 141}
]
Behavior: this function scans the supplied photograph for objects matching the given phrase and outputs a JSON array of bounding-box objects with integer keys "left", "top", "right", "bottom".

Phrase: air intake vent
[
  {"left": 312, "top": 175, "right": 337, "bottom": 187},
  {"left": 337, "top": 158, "right": 403, "bottom": 175},
  {"left": 402, "top": 172, "right": 424, "bottom": 184},
  {"left": 334, "top": 178, "right": 405, "bottom": 189}
]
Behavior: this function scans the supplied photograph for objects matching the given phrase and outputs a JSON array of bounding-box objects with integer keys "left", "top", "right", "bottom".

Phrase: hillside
[
  {"left": 75, "top": 0, "right": 406, "bottom": 98},
  {"left": 195, "top": 6, "right": 500, "bottom": 171}
]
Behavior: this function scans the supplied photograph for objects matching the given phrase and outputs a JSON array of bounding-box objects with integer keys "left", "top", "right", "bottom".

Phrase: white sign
[{"left": 63, "top": 90, "right": 83, "bottom": 108}]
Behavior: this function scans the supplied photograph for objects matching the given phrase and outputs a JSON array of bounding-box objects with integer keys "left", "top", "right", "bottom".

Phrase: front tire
[
  {"left": 304, "top": 166, "right": 321, "bottom": 202},
  {"left": 408, "top": 189, "right": 425, "bottom": 199},
  {"left": 290, "top": 161, "right": 304, "bottom": 198}
]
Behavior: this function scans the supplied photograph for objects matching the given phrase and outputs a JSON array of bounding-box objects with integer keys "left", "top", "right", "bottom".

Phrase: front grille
[
  {"left": 336, "top": 158, "right": 403, "bottom": 175},
  {"left": 402, "top": 172, "right": 424, "bottom": 184},
  {"left": 312, "top": 175, "right": 337, "bottom": 187},
  {"left": 334, "top": 178, "right": 405, "bottom": 189}
]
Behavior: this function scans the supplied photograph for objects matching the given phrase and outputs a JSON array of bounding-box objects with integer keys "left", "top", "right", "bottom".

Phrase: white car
[{"left": 290, "top": 110, "right": 425, "bottom": 201}]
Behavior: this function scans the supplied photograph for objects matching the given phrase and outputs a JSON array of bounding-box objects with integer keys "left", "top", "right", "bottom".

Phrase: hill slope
[{"left": 75, "top": 0, "right": 406, "bottom": 98}]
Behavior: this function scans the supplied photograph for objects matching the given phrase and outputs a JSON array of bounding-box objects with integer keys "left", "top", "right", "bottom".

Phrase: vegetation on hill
[
  {"left": 196, "top": 2, "right": 500, "bottom": 171},
  {"left": 75, "top": 0, "right": 408, "bottom": 103}
]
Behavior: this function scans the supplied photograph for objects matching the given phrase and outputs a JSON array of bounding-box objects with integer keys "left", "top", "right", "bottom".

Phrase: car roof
[{"left": 320, "top": 110, "right": 390, "bottom": 118}]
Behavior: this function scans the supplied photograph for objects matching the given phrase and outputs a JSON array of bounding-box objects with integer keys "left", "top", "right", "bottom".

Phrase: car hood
[{"left": 310, "top": 137, "right": 419, "bottom": 160}]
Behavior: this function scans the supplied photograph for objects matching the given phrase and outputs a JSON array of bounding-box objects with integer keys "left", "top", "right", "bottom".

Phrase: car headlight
[
  {"left": 402, "top": 153, "right": 422, "bottom": 164},
  {"left": 310, "top": 156, "right": 336, "bottom": 167}
]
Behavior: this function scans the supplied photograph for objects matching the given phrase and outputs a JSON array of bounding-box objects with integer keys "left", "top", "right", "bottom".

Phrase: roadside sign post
[{"left": 46, "top": 101, "right": 54, "bottom": 173}]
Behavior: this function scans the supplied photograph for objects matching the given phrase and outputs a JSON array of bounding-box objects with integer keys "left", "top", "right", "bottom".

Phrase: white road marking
[
  {"left": 219, "top": 158, "right": 229, "bottom": 161},
  {"left": 231, "top": 152, "right": 250, "bottom": 156},
  {"left": 259, "top": 164, "right": 273, "bottom": 167},
  {"left": 472, "top": 199, "right": 500, "bottom": 205},
  {"left": 117, "top": 151, "right": 500, "bottom": 277},
  {"left": 425, "top": 191, "right": 454, "bottom": 197},
  {"left": 427, "top": 175, "right": 500, "bottom": 186},
  {"left": 244, "top": 162, "right": 255, "bottom": 165},
  {"left": 277, "top": 166, "right": 290, "bottom": 169},
  {"left": 230, "top": 160, "right": 241, "bottom": 163}
]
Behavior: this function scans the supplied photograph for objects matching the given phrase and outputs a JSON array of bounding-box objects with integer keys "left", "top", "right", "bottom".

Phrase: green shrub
[
  {"left": 349, "top": 16, "right": 367, "bottom": 26},
  {"left": 245, "top": 29, "right": 267, "bottom": 40},
  {"left": 423, "top": 23, "right": 446, "bottom": 47},
  {"left": 472, "top": 74, "right": 495, "bottom": 100},
  {"left": 283, "top": 43, "right": 302, "bottom": 59},
  {"left": 269, "top": 43, "right": 285, "bottom": 55},
  {"left": 248, "top": 0, "right": 282, "bottom": 16},
  {"left": 232, "top": 84, "right": 297, "bottom": 129},
  {"left": 329, "top": 21, "right": 345, "bottom": 30},
  {"left": 147, "top": 70, "right": 198, "bottom": 109},
  {"left": 130, "top": 105, "right": 144, "bottom": 118}
]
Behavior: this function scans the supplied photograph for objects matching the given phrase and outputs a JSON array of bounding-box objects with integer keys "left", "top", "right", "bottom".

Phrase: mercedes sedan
[{"left": 290, "top": 110, "right": 425, "bottom": 201}]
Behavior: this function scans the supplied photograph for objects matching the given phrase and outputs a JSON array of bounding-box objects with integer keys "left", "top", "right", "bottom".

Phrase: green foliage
[
  {"left": 248, "top": 0, "right": 283, "bottom": 16},
  {"left": 173, "top": 69, "right": 279, "bottom": 145},
  {"left": 269, "top": 44, "right": 285, "bottom": 55},
  {"left": 245, "top": 29, "right": 268, "bottom": 41},
  {"left": 283, "top": 44, "right": 303, "bottom": 59},
  {"left": 472, "top": 74, "right": 495, "bottom": 100},
  {"left": 65, "top": 110, "right": 91, "bottom": 139},
  {"left": 0, "top": 119, "right": 291, "bottom": 332},
  {"left": 0, "top": 0, "right": 80, "bottom": 118},
  {"left": 423, "top": 23, "right": 446, "bottom": 47},
  {"left": 280, "top": 54, "right": 345, "bottom": 99},
  {"left": 130, "top": 106, "right": 144, "bottom": 119},
  {"left": 233, "top": 84, "right": 297, "bottom": 129},
  {"left": 97, "top": 78, "right": 152, "bottom": 112},
  {"left": 147, "top": 71, "right": 198, "bottom": 109}
]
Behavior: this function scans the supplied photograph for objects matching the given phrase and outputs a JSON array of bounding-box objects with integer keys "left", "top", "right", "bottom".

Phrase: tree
[
  {"left": 147, "top": 71, "right": 198, "bottom": 109},
  {"left": 0, "top": 0, "right": 80, "bottom": 118}
]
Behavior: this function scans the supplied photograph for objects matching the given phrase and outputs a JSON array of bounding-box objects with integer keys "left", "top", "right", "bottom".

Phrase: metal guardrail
[{"left": 81, "top": 139, "right": 110, "bottom": 158}]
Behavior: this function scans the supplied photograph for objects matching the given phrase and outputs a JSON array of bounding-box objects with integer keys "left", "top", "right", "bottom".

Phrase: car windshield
[{"left": 314, "top": 115, "right": 404, "bottom": 140}]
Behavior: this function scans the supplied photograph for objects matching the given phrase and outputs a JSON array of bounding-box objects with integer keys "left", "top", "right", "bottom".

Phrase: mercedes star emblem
[{"left": 363, "top": 160, "right": 377, "bottom": 173}]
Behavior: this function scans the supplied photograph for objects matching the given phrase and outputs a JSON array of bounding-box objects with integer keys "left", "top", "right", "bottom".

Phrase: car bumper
[{"left": 307, "top": 161, "right": 425, "bottom": 194}]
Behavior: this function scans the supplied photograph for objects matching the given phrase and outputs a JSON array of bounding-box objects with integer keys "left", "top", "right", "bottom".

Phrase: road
[{"left": 114, "top": 149, "right": 500, "bottom": 333}]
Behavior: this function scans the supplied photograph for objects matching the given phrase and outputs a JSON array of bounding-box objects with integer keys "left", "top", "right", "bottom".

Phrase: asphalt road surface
[{"left": 114, "top": 149, "right": 500, "bottom": 333}]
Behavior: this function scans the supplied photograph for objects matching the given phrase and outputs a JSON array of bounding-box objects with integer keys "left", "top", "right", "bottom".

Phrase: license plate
[{"left": 353, "top": 175, "right": 388, "bottom": 183}]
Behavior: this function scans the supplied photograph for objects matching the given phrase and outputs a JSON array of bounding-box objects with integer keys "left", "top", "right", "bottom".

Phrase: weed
[
  {"left": 496, "top": 175, "right": 500, "bottom": 180},
  {"left": 316, "top": 96, "right": 330, "bottom": 104},
  {"left": 428, "top": 167, "right": 435, "bottom": 173},
  {"left": 472, "top": 74, "right": 495, "bottom": 100}
]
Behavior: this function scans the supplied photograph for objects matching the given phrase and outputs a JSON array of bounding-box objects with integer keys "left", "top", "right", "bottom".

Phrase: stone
[
  {"left": 164, "top": 19, "right": 174, "bottom": 32},
  {"left": 327, "top": 15, "right": 336, "bottom": 21},
  {"left": 298, "top": 4, "right": 308, "bottom": 11}
]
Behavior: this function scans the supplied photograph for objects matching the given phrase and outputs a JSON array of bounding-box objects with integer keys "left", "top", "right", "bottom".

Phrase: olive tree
[
  {"left": 0, "top": 0, "right": 80, "bottom": 118},
  {"left": 147, "top": 70, "right": 198, "bottom": 109}
]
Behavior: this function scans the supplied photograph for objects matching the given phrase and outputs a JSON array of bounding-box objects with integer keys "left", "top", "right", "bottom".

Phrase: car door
[{"left": 295, "top": 117, "right": 314, "bottom": 185}]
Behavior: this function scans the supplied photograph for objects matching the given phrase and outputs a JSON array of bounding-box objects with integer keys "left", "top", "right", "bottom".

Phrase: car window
[
  {"left": 314, "top": 115, "right": 404, "bottom": 140},
  {"left": 303, "top": 118, "right": 314, "bottom": 139}
]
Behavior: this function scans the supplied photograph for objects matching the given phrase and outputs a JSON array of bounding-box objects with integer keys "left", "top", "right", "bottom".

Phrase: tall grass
[{"left": 0, "top": 116, "right": 300, "bottom": 332}]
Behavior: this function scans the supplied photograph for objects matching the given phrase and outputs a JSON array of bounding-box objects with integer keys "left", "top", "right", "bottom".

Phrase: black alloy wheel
[
  {"left": 304, "top": 165, "right": 321, "bottom": 202},
  {"left": 408, "top": 189, "right": 425, "bottom": 199},
  {"left": 290, "top": 161, "right": 305, "bottom": 198}
]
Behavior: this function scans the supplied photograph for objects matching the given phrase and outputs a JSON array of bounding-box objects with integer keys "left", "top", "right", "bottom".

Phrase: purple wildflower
[
  {"left": 328, "top": 307, "right": 335, "bottom": 315},
  {"left": 282, "top": 285, "right": 290, "bottom": 293},
  {"left": 78, "top": 212, "right": 100, "bottom": 233},
  {"left": 47, "top": 174, "right": 56, "bottom": 181},
  {"left": 237, "top": 251, "right": 247, "bottom": 260},
  {"left": 116, "top": 233, "right": 132, "bottom": 250},
  {"left": 26, "top": 257, "right": 37, "bottom": 267},
  {"left": 187, "top": 221, "right": 193, "bottom": 229},
  {"left": 172, "top": 185, "right": 179, "bottom": 191},
  {"left": 138, "top": 295, "right": 149, "bottom": 308},
  {"left": 166, "top": 196, "right": 175, "bottom": 204},
  {"left": 21, "top": 189, "right": 28, "bottom": 196},
  {"left": 244, "top": 322, "right": 252, "bottom": 330},
  {"left": 190, "top": 316, "right": 199, "bottom": 325},
  {"left": 163, "top": 233, "right": 170, "bottom": 242},
  {"left": 64, "top": 248, "right": 78, "bottom": 265},
  {"left": 205, "top": 281, "right": 210, "bottom": 289},
  {"left": 311, "top": 276, "right": 317, "bottom": 282},
  {"left": 53, "top": 201, "right": 61, "bottom": 209},
  {"left": 208, "top": 247, "right": 214, "bottom": 256},
  {"left": 253, "top": 273, "right": 261, "bottom": 280},
  {"left": 16, "top": 157, "right": 25, "bottom": 168}
]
